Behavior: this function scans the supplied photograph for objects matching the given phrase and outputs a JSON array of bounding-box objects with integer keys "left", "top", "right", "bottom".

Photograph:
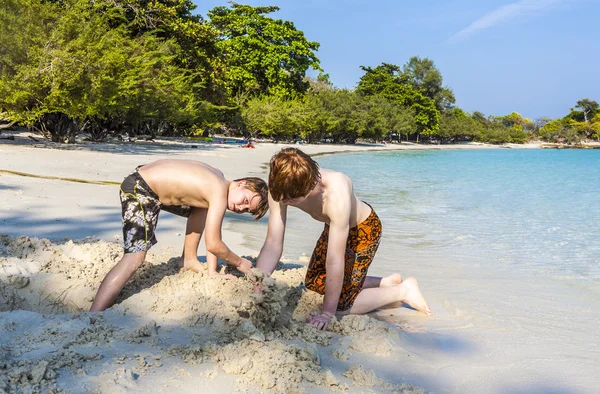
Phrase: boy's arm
[
  {"left": 256, "top": 193, "right": 287, "bottom": 276},
  {"left": 204, "top": 189, "right": 251, "bottom": 272},
  {"left": 207, "top": 250, "right": 219, "bottom": 275},
  {"left": 309, "top": 176, "right": 352, "bottom": 329},
  {"left": 206, "top": 250, "right": 235, "bottom": 278}
]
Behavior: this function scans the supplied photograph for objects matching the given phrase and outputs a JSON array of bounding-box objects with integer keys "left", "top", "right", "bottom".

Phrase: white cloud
[{"left": 448, "top": 0, "right": 561, "bottom": 43}]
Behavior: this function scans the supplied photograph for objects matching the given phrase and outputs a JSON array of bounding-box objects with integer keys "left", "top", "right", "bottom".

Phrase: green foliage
[
  {"left": 565, "top": 99, "right": 599, "bottom": 124},
  {"left": 472, "top": 111, "right": 489, "bottom": 126},
  {"left": 475, "top": 122, "right": 511, "bottom": 144},
  {"left": 3, "top": 0, "right": 592, "bottom": 146},
  {"left": 0, "top": 0, "right": 211, "bottom": 142},
  {"left": 538, "top": 119, "right": 582, "bottom": 144},
  {"left": 243, "top": 96, "right": 292, "bottom": 141},
  {"left": 312, "top": 89, "right": 364, "bottom": 143},
  {"left": 565, "top": 109, "right": 585, "bottom": 123},
  {"left": 242, "top": 88, "right": 415, "bottom": 144},
  {"left": 105, "top": 0, "right": 223, "bottom": 103},
  {"left": 401, "top": 56, "right": 455, "bottom": 111},
  {"left": 438, "top": 110, "right": 483, "bottom": 142},
  {"left": 208, "top": 2, "right": 321, "bottom": 100},
  {"left": 575, "top": 98, "right": 599, "bottom": 122},
  {"left": 508, "top": 124, "right": 529, "bottom": 143},
  {"left": 569, "top": 119, "right": 600, "bottom": 140},
  {"left": 357, "top": 63, "right": 439, "bottom": 138},
  {"left": 306, "top": 72, "right": 333, "bottom": 93},
  {"left": 497, "top": 112, "right": 534, "bottom": 132}
]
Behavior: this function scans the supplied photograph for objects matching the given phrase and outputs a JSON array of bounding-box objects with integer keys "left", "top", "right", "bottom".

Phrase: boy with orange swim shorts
[{"left": 255, "top": 148, "right": 434, "bottom": 330}]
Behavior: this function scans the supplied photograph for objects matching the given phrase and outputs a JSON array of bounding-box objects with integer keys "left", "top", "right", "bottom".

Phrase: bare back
[
  {"left": 289, "top": 169, "right": 371, "bottom": 227},
  {"left": 138, "top": 159, "right": 228, "bottom": 208}
]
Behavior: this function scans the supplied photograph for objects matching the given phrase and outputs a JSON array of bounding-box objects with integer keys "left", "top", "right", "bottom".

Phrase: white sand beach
[{"left": 2, "top": 132, "right": 582, "bottom": 394}]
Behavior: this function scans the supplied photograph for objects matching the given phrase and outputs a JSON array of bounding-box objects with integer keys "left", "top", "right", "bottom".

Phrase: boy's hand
[
  {"left": 307, "top": 311, "right": 334, "bottom": 330},
  {"left": 236, "top": 258, "right": 253, "bottom": 274}
]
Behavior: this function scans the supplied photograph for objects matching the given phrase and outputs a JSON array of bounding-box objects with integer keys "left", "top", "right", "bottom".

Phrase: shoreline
[{"left": 0, "top": 129, "right": 548, "bottom": 186}]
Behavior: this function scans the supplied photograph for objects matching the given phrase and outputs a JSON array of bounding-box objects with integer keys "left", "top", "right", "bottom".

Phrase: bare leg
[
  {"left": 362, "top": 273, "right": 403, "bottom": 289},
  {"left": 90, "top": 252, "right": 146, "bottom": 312},
  {"left": 180, "top": 208, "right": 207, "bottom": 273},
  {"left": 344, "top": 277, "right": 434, "bottom": 316}
]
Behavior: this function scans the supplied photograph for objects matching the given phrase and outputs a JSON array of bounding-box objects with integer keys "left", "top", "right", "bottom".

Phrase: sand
[{"left": 0, "top": 131, "right": 535, "bottom": 393}]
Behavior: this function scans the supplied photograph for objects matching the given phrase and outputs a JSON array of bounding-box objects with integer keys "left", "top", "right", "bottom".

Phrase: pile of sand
[{"left": 0, "top": 234, "right": 427, "bottom": 393}]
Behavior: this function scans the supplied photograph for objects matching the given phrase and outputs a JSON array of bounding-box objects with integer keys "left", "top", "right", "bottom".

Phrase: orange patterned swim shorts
[{"left": 305, "top": 206, "right": 382, "bottom": 311}]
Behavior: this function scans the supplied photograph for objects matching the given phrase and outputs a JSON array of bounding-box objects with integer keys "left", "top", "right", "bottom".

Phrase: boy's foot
[
  {"left": 401, "top": 277, "right": 434, "bottom": 316},
  {"left": 380, "top": 273, "right": 403, "bottom": 287},
  {"left": 180, "top": 258, "right": 203, "bottom": 273}
]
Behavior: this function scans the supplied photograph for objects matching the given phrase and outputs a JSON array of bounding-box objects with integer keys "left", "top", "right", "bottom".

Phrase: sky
[{"left": 192, "top": 0, "right": 600, "bottom": 119}]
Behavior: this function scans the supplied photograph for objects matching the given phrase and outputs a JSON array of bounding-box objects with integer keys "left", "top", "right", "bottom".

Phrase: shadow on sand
[
  {"left": 0, "top": 205, "right": 128, "bottom": 241},
  {"left": 0, "top": 132, "right": 227, "bottom": 156}
]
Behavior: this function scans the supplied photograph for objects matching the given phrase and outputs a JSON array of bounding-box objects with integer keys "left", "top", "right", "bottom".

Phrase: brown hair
[
  {"left": 234, "top": 177, "right": 269, "bottom": 220},
  {"left": 268, "top": 148, "right": 321, "bottom": 202}
]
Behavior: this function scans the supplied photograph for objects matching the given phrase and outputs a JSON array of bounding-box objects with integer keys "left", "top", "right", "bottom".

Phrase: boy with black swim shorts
[
  {"left": 255, "top": 148, "right": 433, "bottom": 330},
  {"left": 90, "top": 159, "right": 268, "bottom": 312}
]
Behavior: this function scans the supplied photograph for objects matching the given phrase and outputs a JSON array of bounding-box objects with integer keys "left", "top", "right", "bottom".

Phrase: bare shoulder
[
  {"left": 194, "top": 161, "right": 224, "bottom": 179},
  {"left": 197, "top": 164, "right": 228, "bottom": 193},
  {"left": 196, "top": 161, "right": 224, "bottom": 179},
  {"left": 168, "top": 160, "right": 228, "bottom": 192},
  {"left": 322, "top": 169, "right": 353, "bottom": 193}
]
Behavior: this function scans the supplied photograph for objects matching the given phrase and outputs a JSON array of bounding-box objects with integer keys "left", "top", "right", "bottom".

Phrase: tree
[
  {"left": 313, "top": 89, "right": 364, "bottom": 143},
  {"left": 357, "top": 63, "right": 439, "bottom": 140},
  {"left": 306, "top": 72, "right": 333, "bottom": 93},
  {"left": 0, "top": 0, "right": 205, "bottom": 142},
  {"left": 472, "top": 111, "right": 489, "bottom": 126},
  {"left": 575, "top": 98, "right": 599, "bottom": 122},
  {"left": 538, "top": 119, "right": 581, "bottom": 144},
  {"left": 208, "top": 3, "right": 321, "bottom": 99},
  {"left": 98, "top": 0, "right": 223, "bottom": 103},
  {"left": 242, "top": 95, "right": 295, "bottom": 141},
  {"left": 438, "top": 109, "right": 483, "bottom": 142},
  {"left": 533, "top": 117, "right": 552, "bottom": 134},
  {"left": 401, "top": 56, "right": 455, "bottom": 111},
  {"left": 476, "top": 122, "right": 511, "bottom": 144},
  {"left": 496, "top": 112, "right": 534, "bottom": 139}
]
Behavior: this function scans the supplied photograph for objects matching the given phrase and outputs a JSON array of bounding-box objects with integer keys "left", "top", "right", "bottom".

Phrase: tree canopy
[
  {"left": 208, "top": 2, "right": 321, "bottom": 100},
  {"left": 0, "top": 0, "right": 596, "bottom": 145},
  {"left": 357, "top": 63, "right": 439, "bottom": 139},
  {"left": 402, "top": 56, "right": 455, "bottom": 111}
]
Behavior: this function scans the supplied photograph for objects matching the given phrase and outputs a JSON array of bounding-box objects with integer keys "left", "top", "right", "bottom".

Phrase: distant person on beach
[
  {"left": 255, "top": 148, "right": 433, "bottom": 330},
  {"left": 90, "top": 159, "right": 269, "bottom": 312}
]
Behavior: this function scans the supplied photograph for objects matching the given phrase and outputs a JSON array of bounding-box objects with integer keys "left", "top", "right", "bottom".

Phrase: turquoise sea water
[
  {"left": 317, "top": 148, "right": 600, "bottom": 282},
  {"left": 314, "top": 148, "right": 600, "bottom": 391}
]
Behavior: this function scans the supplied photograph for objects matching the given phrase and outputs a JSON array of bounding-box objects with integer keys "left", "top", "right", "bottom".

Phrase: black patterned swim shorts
[{"left": 120, "top": 168, "right": 192, "bottom": 253}]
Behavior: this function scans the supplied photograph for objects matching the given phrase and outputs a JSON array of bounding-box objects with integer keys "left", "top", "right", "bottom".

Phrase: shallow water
[{"left": 238, "top": 148, "right": 600, "bottom": 393}]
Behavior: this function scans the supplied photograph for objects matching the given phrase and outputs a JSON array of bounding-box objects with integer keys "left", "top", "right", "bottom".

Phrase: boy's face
[{"left": 228, "top": 181, "right": 260, "bottom": 214}]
